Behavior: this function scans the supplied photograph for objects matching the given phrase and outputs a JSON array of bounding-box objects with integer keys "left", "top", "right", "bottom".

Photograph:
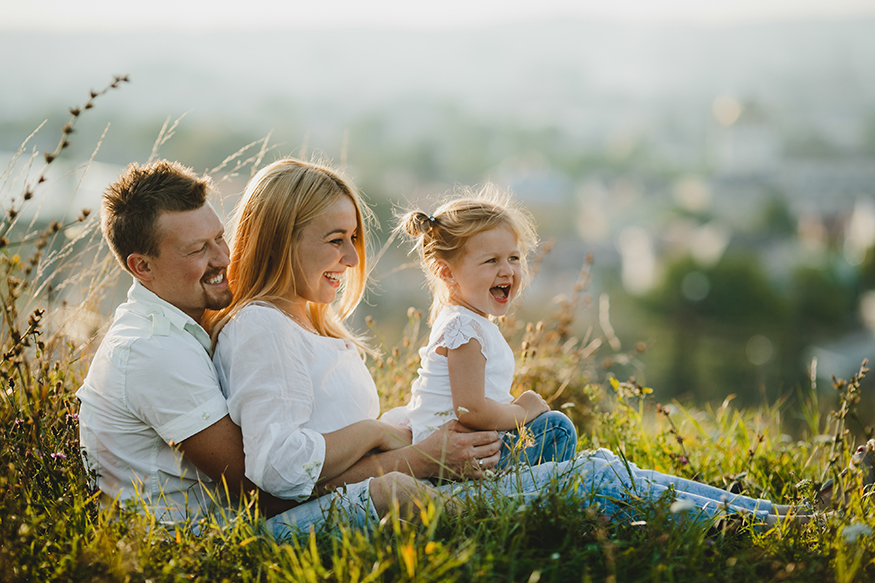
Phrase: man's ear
[{"left": 126, "top": 253, "right": 154, "bottom": 282}]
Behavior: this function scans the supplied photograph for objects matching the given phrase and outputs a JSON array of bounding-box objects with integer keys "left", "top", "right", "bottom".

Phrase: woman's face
[{"left": 289, "top": 195, "right": 360, "bottom": 306}]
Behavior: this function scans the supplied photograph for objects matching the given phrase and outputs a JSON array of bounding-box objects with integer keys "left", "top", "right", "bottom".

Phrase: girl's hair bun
[{"left": 402, "top": 210, "right": 438, "bottom": 237}]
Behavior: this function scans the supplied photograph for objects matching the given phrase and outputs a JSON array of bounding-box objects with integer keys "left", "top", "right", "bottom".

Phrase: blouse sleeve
[
  {"left": 214, "top": 306, "right": 326, "bottom": 501},
  {"left": 432, "top": 313, "right": 490, "bottom": 359}
]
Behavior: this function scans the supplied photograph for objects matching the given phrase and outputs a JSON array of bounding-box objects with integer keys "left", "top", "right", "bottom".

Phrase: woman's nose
[{"left": 342, "top": 240, "right": 359, "bottom": 268}]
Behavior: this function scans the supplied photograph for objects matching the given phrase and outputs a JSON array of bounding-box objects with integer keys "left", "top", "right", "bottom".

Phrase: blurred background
[{"left": 4, "top": 0, "right": 875, "bottom": 407}]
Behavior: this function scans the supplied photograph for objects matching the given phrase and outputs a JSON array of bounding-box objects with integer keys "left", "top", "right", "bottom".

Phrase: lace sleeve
[{"left": 432, "top": 314, "right": 489, "bottom": 359}]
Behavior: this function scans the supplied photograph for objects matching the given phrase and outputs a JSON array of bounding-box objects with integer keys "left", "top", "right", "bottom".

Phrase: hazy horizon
[{"left": 5, "top": 0, "right": 875, "bottom": 32}]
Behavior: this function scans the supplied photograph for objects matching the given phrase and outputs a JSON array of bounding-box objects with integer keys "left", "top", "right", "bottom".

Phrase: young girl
[{"left": 382, "top": 186, "right": 577, "bottom": 469}]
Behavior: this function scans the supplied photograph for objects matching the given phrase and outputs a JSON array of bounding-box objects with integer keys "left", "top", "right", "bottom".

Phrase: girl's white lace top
[{"left": 382, "top": 304, "right": 514, "bottom": 443}]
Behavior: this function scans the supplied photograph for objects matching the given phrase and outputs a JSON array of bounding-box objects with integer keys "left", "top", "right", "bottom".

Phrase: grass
[{"left": 2, "top": 81, "right": 875, "bottom": 582}]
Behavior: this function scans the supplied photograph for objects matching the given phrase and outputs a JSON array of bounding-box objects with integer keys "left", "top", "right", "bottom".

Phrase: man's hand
[{"left": 418, "top": 420, "right": 501, "bottom": 479}]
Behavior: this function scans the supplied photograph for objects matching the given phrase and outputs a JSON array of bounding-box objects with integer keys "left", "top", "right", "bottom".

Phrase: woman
[
  {"left": 209, "top": 158, "right": 809, "bottom": 536},
  {"left": 207, "top": 158, "right": 499, "bottom": 534}
]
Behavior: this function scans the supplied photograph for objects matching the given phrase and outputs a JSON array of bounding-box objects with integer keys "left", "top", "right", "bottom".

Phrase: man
[{"left": 77, "top": 159, "right": 501, "bottom": 525}]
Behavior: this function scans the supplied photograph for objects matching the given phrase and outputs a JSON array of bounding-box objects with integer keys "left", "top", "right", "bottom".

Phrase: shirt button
[{"left": 202, "top": 413, "right": 210, "bottom": 420}]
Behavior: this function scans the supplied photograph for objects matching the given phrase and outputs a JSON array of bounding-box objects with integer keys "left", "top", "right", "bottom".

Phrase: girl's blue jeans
[{"left": 497, "top": 410, "right": 577, "bottom": 469}]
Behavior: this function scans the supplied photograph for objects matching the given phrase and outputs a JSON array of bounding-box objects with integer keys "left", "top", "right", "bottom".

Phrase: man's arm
[
  {"left": 318, "top": 420, "right": 502, "bottom": 491},
  {"left": 178, "top": 415, "right": 296, "bottom": 518}
]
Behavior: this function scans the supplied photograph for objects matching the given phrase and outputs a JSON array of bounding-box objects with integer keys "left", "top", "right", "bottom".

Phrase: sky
[{"left": 4, "top": 0, "right": 875, "bottom": 32}]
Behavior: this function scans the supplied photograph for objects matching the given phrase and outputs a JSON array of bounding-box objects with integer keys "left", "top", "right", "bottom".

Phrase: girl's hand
[
  {"left": 513, "top": 390, "right": 550, "bottom": 423},
  {"left": 374, "top": 421, "right": 413, "bottom": 451}
]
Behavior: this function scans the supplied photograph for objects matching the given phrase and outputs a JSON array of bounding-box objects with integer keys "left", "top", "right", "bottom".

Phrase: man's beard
[{"left": 204, "top": 287, "right": 233, "bottom": 311}]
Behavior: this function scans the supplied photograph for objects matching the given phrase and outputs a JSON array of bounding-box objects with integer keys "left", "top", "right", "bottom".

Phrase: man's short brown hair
[{"left": 101, "top": 160, "right": 211, "bottom": 272}]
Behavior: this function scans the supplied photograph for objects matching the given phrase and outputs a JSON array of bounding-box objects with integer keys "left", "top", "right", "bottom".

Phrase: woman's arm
[
  {"left": 179, "top": 415, "right": 298, "bottom": 518},
  {"left": 445, "top": 339, "right": 548, "bottom": 431},
  {"left": 318, "top": 420, "right": 410, "bottom": 482},
  {"left": 318, "top": 420, "right": 502, "bottom": 491}
]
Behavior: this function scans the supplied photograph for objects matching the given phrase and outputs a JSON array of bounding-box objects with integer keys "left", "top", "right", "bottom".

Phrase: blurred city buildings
[{"left": 3, "top": 18, "right": 875, "bottom": 402}]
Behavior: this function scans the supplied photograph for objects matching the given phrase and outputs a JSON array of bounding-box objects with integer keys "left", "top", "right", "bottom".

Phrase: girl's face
[
  {"left": 288, "top": 195, "right": 360, "bottom": 307},
  {"left": 440, "top": 225, "right": 522, "bottom": 318}
]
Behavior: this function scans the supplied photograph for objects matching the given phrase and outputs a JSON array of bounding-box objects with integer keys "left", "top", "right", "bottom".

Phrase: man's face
[{"left": 142, "top": 204, "right": 231, "bottom": 322}]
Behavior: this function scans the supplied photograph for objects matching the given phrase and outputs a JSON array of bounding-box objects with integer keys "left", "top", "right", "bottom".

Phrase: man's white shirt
[{"left": 77, "top": 281, "right": 229, "bottom": 522}]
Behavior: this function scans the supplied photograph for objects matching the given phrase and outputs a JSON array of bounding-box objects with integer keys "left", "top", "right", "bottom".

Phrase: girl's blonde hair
[
  {"left": 206, "top": 158, "right": 372, "bottom": 350},
  {"left": 397, "top": 183, "right": 538, "bottom": 324}
]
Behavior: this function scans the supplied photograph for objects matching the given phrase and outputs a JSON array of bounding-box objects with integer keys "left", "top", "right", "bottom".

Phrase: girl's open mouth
[{"left": 490, "top": 284, "right": 511, "bottom": 300}]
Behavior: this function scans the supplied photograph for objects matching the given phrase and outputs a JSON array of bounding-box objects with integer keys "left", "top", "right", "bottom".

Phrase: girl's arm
[{"left": 445, "top": 339, "right": 548, "bottom": 431}]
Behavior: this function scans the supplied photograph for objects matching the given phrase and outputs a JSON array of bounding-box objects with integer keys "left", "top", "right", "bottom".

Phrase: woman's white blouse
[{"left": 213, "top": 302, "right": 380, "bottom": 500}]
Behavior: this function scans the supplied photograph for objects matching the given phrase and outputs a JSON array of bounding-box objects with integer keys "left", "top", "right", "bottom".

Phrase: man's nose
[{"left": 211, "top": 239, "right": 230, "bottom": 266}]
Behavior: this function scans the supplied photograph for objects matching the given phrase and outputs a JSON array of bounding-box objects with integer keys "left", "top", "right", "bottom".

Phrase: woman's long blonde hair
[{"left": 206, "top": 158, "right": 372, "bottom": 350}]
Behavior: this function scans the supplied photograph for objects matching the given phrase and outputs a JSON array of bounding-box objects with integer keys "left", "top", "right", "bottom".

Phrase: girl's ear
[{"left": 436, "top": 260, "right": 454, "bottom": 284}]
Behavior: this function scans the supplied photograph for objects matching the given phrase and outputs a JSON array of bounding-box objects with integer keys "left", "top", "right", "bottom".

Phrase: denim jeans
[
  {"left": 266, "top": 477, "right": 377, "bottom": 539},
  {"left": 481, "top": 449, "right": 771, "bottom": 524},
  {"left": 265, "top": 447, "right": 772, "bottom": 538},
  {"left": 497, "top": 411, "right": 577, "bottom": 469}
]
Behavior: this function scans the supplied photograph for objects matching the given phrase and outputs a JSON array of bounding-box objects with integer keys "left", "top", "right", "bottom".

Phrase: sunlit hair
[
  {"left": 206, "top": 158, "right": 372, "bottom": 351},
  {"left": 101, "top": 159, "right": 210, "bottom": 274},
  {"left": 397, "top": 183, "right": 538, "bottom": 324}
]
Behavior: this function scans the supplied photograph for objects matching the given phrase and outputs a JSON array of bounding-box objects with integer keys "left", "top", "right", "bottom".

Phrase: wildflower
[
  {"left": 670, "top": 499, "right": 695, "bottom": 513},
  {"left": 550, "top": 553, "right": 560, "bottom": 560},
  {"left": 50, "top": 452, "right": 67, "bottom": 461},
  {"left": 679, "top": 455, "right": 688, "bottom": 465},
  {"left": 302, "top": 460, "right": 321, "bottom": 479},
  {"left": 456, "top": 406, "right": 470, "bottom": 415},
  {"left": 842, "top": 522, "right": 872, "bottom": 543}
]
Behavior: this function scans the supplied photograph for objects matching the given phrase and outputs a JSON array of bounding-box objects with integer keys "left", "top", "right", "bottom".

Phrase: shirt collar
[{"left": 127, "top": 281, "right": 212, "bottom": 354}]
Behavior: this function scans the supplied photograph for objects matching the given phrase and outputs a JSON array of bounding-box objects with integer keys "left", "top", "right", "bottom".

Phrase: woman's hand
[
  {"left": 374, "top": 421, "right": 413, "bottom": 451},
  {"left": 513, "top": 390, "right": 549, "bottom": 423}
]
